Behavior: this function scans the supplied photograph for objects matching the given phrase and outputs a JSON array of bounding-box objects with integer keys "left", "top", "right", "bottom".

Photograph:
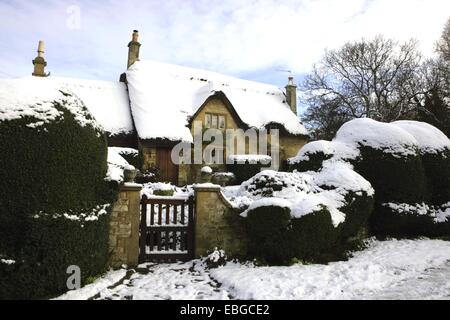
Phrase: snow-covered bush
[
  {"left": 392, "top": 121, "right": 450, "bottom": 206},
  {"left": 0, "top": 78, "right": 117, "bottom": 299},
  {"left": 226, "top": 155, "right": 272, "bottom": 184},
  {"left": 229, "top": 161, "right": 374, "bottom": 264},
  {"left": 201, "top": 248, "right": 228, "bottom": 269},
  {"left": 152, "top": 182, "right": 176, "bottom": 196},
  {"left": 293, "top": 119, "right": 450, "bottom": 237},
  {"left": 288, "top": 140, "right": 359, "bottom": 172},
  {"left": 336, "top": 119, "right": 450, "bottom": 237},
  {"left": 109, "top": 147, "right": 140, "bottom": 169}
]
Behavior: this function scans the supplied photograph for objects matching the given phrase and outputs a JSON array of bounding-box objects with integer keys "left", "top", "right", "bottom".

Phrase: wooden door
[{"left": 157, "top": 148, "right": 179, "bottom": 185}]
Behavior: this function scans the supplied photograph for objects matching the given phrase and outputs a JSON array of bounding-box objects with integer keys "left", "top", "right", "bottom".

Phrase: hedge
[
  {"left": 246, "top": 205, "right": 341, "bottom": 265},
  {"left": 0, "top": 209, "right": 110, "bottom": 299},
  {"left": 420, "top": 150, "right": 450, "bottom": 206},
  {"left": 353, "top": 147, "right": 428, "bottom": 205},
  {"left": 287, "top": 152, "right": 332, "bottom": 172},
  {"left": 0, "top": 96, "right": 118, "bottom": 299},
  {"left": 226, "top": 161, "right": 270, "bottom": 184}
]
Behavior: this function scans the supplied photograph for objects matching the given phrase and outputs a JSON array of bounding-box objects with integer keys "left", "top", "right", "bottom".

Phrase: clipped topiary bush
[
  {"left": 392, "top": 120, "right": 450, "bottom": 206},
  {"left": 332, "top": 118, "right": 450, "bottom": 237},
  {"left": 354, "top": 147, "right": 428, "bottom": 204},
  {"left": 0, "top": 78, "right": 118, "bottom": 299},
  {"left": 245, "top": 202, "right": 293, "bottom": 264},
  {"left": 287, "top": 140, "right": 360, "bottom": 173},
  {"left": 226, "top": 155, "right": 272, "bottom": 184},
  {"left": 233, "top": 161, "right": 374, "bottom": 265}
]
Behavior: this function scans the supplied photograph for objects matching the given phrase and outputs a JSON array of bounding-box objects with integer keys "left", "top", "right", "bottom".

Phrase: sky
[{"left": 0, "top": 0, "right": 449, "bottom": 91}]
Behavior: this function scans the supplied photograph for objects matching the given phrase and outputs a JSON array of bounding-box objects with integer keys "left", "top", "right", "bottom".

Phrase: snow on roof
[
  {"left": 126, "top": 60, "right": 308, "bottom": 142},
  {"left": 334, "top": 118, "right": 419, "bottom": 157},
  {"left": 44, "top": 76, "right": 133, "bottom": 135},
  {"left": 392, "top": 120, "right": 450, "bottom": 154},
  {"left": 0, "top": 76, "right": 133, "bottom": 135}
]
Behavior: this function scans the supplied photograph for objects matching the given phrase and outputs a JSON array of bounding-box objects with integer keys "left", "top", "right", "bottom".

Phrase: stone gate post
[{"left": 109, "top": 182, "right": 142, "bottom": 268}]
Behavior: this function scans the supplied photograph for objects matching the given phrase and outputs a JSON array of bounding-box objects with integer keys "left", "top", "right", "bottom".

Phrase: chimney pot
[{"left": 32, "top": 40, "right": 48, "bottom": 77}]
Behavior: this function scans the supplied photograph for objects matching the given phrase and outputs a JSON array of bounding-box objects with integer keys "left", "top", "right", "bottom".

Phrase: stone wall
[
  {"left": 193, "top": 184, "right": 247, "bottom": 258},
  {"left": 109, "top": 183, "right": 142, "bottom": 268}
]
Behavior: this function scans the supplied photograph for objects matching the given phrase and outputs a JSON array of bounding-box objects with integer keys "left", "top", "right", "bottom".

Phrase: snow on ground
[
  {"left": 55, "top": 269, "right": 128, "bottom": 300},
  {"left": 56, "top": 239, "right": 450, "bottom": 300}
]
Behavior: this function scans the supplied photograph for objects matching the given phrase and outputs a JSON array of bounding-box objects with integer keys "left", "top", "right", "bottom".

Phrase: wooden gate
[{"left": 139, "top": 195, "right": 195, "bottom": 263}]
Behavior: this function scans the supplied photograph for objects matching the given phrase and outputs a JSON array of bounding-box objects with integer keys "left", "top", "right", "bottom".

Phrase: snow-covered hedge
[
  {"left": 0, "top": 82, "right": 117, "bottom": 299},
  {"left": 226, "top": 154, "right": 272, "bottom": 184},
  {"left": 288, "top": 118, "right": 450, "bottom": 238},
  {"left": 227, "top": 161, "right": 374, "bottom": 264}
]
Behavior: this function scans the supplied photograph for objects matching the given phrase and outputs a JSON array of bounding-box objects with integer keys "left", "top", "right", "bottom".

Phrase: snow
[
  {"left": 108, "top": 147, "right": 139, "bottom": 156},
  {"left": 126, "top": 60, "right": 307, "bottom": 142},
  {"left": 383, "top": 202, "right": 450, "bottom": 223},
  {"left": 334, "top": 118, "right": 419, "bottom": 157},
  {"left": 210, "top": 239, "right": 450, "bottom": 300},
  {"left": 228, "top": 163, "right": 373, "bottom": 227},
  {"left": 0, "top": 259, "right": 15, "bottom": 265},
  {"left": 56, "top": 239, "right": 450, "bottom": 300},
  {"left": 0, "top": 76, "right": 101, "bottom": 132},
  {"left": 141, "top": 182, "right": 192, "bottom": 199},
  {"left": 240, "top": 198, "right": 291, "bottom": 217},
  {"left": 33, "top": 204, "right": 110, "bottom": 225},
  {"left": 288, "top": 140, "right": 360, "bottom": 164},
  {"left": 392, "top": 120, "right": 450, "bottom": 154},
  {"left": 54, "top": 268, "right": 128, "bottom": 300},
  {"left": 106, "top": 147, "right": 137, "bottom": 182},
  {"left": 0, "top": 76, "right": 133, "bottom": 135},
  {"left": 201, "top": 166, "right": 213, "bottom": 174}
]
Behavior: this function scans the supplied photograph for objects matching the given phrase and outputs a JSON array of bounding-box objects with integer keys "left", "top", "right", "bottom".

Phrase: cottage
[{"left": 27, "top": 30, "right": 309, "bottom": 185}]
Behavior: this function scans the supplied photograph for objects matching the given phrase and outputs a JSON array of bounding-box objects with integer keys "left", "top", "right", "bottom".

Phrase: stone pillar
[
  {"left": 193, "top": 184, "right": 247, "bottom": 258},
  {"left": 109, "top": 182, "right": 142, "bottom": 268},
  {"left": 285, "top": 76, "right": 297, "bottom": 115}
]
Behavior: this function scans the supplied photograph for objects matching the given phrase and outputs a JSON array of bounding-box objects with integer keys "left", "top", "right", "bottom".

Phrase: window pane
[
  {"left": 218, "top": 115, "right": 226, "bottom": 129},
  {"left": 205, "top": 114, "right": 211, "bottom": 128},
  {"left": 212, "top": 115, "right": 218, "bottom": 128}
]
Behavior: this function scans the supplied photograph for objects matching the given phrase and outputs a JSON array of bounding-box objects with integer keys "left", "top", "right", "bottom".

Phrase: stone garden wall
[{"left": 193, "top": 184, "right": 247, "bottom": 258}]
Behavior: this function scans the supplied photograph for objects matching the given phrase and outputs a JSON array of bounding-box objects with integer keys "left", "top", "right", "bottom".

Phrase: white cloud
[{"left": 0, "top": 0, "right": 448, "bottom": 83}]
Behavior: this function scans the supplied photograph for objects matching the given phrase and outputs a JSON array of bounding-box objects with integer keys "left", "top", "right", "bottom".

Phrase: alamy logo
[
  {"left": 66, "top": 265, "right": 81, "bottom": 290},
  {"left": 171, "top": 121, "right": 280, "bottom": 170},
  {"left": 66, "top": 5, "right": 81, "bottom": 30}
]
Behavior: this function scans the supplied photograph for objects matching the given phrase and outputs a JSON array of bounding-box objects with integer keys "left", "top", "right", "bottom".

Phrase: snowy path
[{"left": 56, "top": 239, "right": 450, "bottom": 300}]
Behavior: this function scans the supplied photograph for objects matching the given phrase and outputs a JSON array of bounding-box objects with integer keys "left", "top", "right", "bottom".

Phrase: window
[
  {"left": 218, "top": 115, "right": 226, "bottom": 129},
  {"left": 205, "top": 113, "right": 226, "bottom": 129},
  {"left": 211, "top": 115, "right": 218, "bottom": 128},
  {"left": 205, "top": 114, "right": 212, "bottom": 128}
]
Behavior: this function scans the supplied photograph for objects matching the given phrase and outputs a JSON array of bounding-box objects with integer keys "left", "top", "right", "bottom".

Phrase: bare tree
[
  {"left": 418, "top": 17, "right": 450, "bottom": 137},
  {"left": 437, "top": 18, "right": 450, "bottom": 64},
  {"left": 302, "top": 36, "right": 425, "bottom": 127}
]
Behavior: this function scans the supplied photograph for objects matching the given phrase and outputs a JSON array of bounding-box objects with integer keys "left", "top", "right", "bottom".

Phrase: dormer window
[{"left": 205, "top": 113, "right": 226, "bottom": 130}]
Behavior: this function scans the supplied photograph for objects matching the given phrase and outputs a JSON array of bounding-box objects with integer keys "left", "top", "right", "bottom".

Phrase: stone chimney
[
  {"left": 127, "top": 30, "right": 141, "bottom": 68},
  {"left": 285, "top": 76, "right": 297, "bottom": 115},
  {"left": 32, "top": 40, "right": 48, "bottom": 77}
]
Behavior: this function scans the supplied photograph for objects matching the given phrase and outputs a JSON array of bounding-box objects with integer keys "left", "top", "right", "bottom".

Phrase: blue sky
[{"left": 0, "top": 0, "right": 449, "bottom": 94}]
